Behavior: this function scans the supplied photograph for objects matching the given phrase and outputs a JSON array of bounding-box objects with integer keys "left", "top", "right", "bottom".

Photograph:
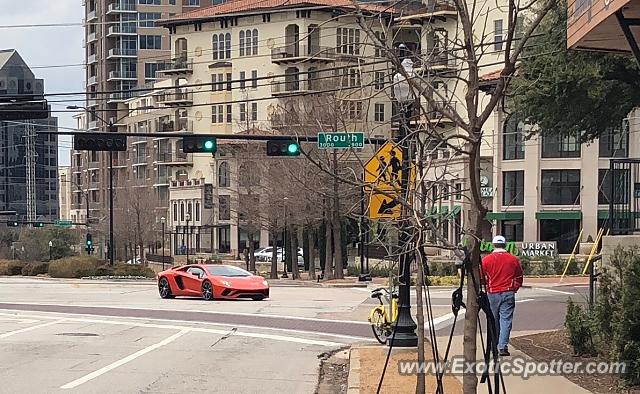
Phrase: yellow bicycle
[{"left": 368, "top": 287, "right": 399, "bottom": 344}]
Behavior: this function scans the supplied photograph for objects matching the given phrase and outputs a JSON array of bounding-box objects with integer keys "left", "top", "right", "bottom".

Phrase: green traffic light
[
  {"left": 287, "top": 143, "right": 300, "bottom": 155},
  {"left": 204, "top": 140, "right": 214, "bottom": 151}
]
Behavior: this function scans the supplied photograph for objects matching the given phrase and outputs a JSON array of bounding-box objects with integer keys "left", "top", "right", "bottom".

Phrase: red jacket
[{"left": 481, "top": 250, "right": 524, "bottom": 293}]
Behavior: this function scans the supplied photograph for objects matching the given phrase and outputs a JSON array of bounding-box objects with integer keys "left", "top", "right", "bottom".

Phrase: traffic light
[
  {"left": 74, "top": 134, "right": 127, "bottom": 151},
  {"left": 85, "top": 233, "right": 94, "bottom": 254},
  {"left": 6, "top": 221, "right": 18, "bottom": 227},
  {"left": 32, "top": 222, "right": 45, "bottom": 228},
  {"left": 266, "top": 140, "right": 301, "bottom": 156},
  {"left": 182, "top": 136, "right": 217, "bottom": 153}
]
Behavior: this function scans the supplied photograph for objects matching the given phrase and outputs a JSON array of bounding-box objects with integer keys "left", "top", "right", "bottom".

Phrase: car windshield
[{"left": 205, "top": 265, "right": 252, "bottom": 277}]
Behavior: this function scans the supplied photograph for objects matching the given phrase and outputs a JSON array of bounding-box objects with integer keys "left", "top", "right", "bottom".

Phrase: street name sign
[
  {"left": 317, "top": 132, "right": 364, "bottom": 149},
  {"left": 55, "top": 219, "right": 73, "bottom": 228}
]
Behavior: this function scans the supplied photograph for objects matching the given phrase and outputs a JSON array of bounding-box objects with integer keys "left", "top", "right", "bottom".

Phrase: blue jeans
[{"left": 487, "top": 291, "right": 515, "bottom": 350}]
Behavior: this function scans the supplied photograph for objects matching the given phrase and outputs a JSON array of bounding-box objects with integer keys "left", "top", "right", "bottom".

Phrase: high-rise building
[
  {"left": 58, "top": 166, "right": 72, "bottom": 222},
  {"left": 0, "top": 49, "right": 59, "bottom": 221}
]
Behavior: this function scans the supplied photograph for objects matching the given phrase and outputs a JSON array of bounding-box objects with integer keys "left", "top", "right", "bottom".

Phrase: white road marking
[
  {"left": 517, "top": 298, "right": 535, "bottom": 303},
  {"left": 0, "top": 319, "right": 63, "bottom": 339},
  {"left": 533, "top": 287, "right": 575, "bottom": 295},
  {"left": 0, "top": 310, "right": 373, "bottom": 342},
  {"left": 0, "top": 317, "right": 40, "bottom": 324},
  {"left": 60, "top": 329, "right": 189, "bottom": 389},
  {"left": 0, "top": 301, "right": 372, "bottom": 326}
]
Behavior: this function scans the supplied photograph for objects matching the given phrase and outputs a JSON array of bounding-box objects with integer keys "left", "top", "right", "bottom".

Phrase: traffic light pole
[{"left": 109, "top": 150, "right": 114, "bottom": 265}]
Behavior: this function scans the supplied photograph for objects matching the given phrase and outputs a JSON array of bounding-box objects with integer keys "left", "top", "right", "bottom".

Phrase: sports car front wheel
[
  {"left": 158, "top": 277, "right": 174, "bottom": 299},
  {"left": 202, "top": 281, "right": 214, "bottom": 301}
]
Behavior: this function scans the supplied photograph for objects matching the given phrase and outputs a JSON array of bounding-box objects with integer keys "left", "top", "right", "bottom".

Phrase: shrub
[
  {"left": 48, "top": 256, "right": 103, "bottom": 278},
  {"left": 112, "top": 264, "right": 155, "bottom": 278},
  {"left": 94, "top": 265, "right": 115, "bottom": 276},
  {"left": 21, "top": 262, "right": 49, "bottom": 276},
  {"left": 565, "top": 298, "right": 596, "bottom": 356},
  {"left": 0, "top": 260, "right": 26, "bottom": 275},
  {"left": 426, "top": 276, "right": 460, "bottom": 286}
]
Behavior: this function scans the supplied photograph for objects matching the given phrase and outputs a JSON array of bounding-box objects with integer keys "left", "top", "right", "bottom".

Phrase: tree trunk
[
  {"left": 415, "top": 251, "right": 426, "bottom": 394},
  {"left": 248, "top": 232, "right": 256, "bottom": 273},
  {"left": 318, "top": 224, "right": 326, "bottom": 271},
  {"left": 302, "top": 226, "right": 310, "bottom": 271},
  {"left": 332, "top": 152, "right": 344, "bottom": 279},
  {"left": 290, "top": 224, "right": 300, "bottom": 279},
  {"left": 270, "top": 229, "right": 279, "bottom": 279},
  {"left": 324, "top": 216, "right": 333, "bottom": 280},
  {"left": 308, "top": 226, "right": 317, "bottom": 281}
]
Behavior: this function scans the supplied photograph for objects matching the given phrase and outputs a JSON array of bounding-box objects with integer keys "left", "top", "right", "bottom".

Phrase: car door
[{"left": 182, "top": 266, "right": 205, "bottom": 296}]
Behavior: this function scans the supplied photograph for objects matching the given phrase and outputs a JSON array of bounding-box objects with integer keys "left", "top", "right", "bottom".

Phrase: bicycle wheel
[{"left": 371, "top": 309, "right": 388, "bottom": 344}]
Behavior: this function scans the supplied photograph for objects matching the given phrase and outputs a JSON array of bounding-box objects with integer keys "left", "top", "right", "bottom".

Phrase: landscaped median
[{"left": 0, "top": 256, "right": 155, "bottom": 279}]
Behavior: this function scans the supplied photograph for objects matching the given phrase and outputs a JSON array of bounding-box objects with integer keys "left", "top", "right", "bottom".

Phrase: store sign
[
  {"left": 204, "top": 184, "right": 213, "bottom": 209},
  {"left": 519, "top": 242, "right": 557, "bottom": 257},
  {"left": 480, "top": 175, "right": 494, "bottom": 198}
]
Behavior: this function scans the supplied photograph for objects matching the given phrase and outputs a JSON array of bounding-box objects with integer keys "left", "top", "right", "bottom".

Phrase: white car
[{"left": 254, "top": 247, "right": 304, "bottom": 266}]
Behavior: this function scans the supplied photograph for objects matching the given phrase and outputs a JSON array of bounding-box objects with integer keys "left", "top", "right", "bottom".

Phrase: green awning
[
  {"left": 535, "top": 211, "right": 582, "bottom": 220},
  {"left": 486, "top": 211, "right": 524, "bottom": 221}
]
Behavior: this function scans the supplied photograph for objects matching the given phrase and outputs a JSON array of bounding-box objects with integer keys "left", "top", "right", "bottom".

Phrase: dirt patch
[
  {"left": 356, "top": 346, "right": 463, "bottom": 394},
  {"left": 512, "top": 330, "right": 640, "bottom": 394},
  {"left": 316, "top": 347, "right": 350, "bottom": 394}
]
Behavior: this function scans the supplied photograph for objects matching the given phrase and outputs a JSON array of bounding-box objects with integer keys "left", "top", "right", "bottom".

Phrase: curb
[{"left": 347, "top": 347, "right": 361, "bottom": 394}]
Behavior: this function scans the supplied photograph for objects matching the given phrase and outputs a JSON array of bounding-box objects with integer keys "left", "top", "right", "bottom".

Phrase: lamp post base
[{"left": 388, "top": 306, "right": 418, "bottom": 347}]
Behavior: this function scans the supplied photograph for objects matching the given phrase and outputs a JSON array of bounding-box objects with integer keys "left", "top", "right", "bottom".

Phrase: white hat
[{"left": 492, "top": 235, "right": 506, "bottom": 244}]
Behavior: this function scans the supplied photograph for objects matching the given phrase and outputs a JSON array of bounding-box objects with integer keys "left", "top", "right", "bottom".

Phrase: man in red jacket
[{"left": 481, "top": 235, "right": 524, "bottom": 356}]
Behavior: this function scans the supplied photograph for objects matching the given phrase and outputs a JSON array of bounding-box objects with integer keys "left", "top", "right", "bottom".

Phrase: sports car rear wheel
[
  {"left": 202, "top": 281, "right": 214, "bottom": 301},
  {"left": 158, "top": 277, "right": 174, "bottom": 299}
]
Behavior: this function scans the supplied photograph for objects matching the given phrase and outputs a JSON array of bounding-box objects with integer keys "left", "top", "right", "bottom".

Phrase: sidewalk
[{"left": 346, "top": 333, "right": 590, "bottom": 393}]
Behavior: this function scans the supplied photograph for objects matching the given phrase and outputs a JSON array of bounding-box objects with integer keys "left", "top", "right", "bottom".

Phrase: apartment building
[
  {"left": 59, "top": 167, "right": 72, "bottom": 221},
  {"left": 156, "top": 0, "right": 396, "bottom": 257}
]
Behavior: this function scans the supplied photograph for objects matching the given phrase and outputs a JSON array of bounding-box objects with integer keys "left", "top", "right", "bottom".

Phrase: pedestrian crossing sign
[{"left": 363, "top": 141, "right": 403, "bottom": 191}]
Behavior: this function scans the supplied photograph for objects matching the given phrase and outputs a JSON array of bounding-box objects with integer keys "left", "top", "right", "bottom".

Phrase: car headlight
[
  {"left": 262, "top": 280, "right": 268, "bottom": 287},
  {"left": 221, "top": 280, "right": 231, "bottom": 287}
]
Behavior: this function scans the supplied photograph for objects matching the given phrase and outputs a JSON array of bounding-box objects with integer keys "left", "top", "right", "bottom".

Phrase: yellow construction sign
[{"left": 368, "top": 192, "right": 401, "bottom": 219}]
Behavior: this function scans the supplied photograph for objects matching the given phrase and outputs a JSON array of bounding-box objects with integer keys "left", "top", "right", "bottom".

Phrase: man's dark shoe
[{"left": 499, "top": 349, "right": 510, "bottom": 356}]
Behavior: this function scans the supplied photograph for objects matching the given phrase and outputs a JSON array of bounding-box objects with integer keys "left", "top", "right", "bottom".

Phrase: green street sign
[
  {"left": 317, "top": 132, "right": 364, "bottom": 149},
  {"left": 55, "top": 219, "right": 72, "bottom": 228}
]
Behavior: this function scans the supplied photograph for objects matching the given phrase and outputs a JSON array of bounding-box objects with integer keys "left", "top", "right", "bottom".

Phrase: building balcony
[
  {"left": 157, "top": 58, "right": 193, "bottom": 75},
  {"left": 107, "top": 91, "right": 134, "bottom": 103},
  {"left": 156, "top": 117, "right": 192, "bottom": 133},
  {"left": 107, "top": 70, "right": 137, "bottom": 81},
  {"left": 87, "top": 75, "right": 98, "bottom": 86},
  {"left": 87, "top": 32, "right": 97, "bottom": 43},
  {"left": 271, "top": 79, "right": 317, "bottom": 96},
  {"left": 157, "top": 152, "right": 192, "bottom": 166},
  {"left": 107, "top": 25, "right": 137, "bottom": 36},
  {"left": 87, "top": 54, "right": 97, "bottom": 64},
  {"left": 87, "top": 99, "right": 98, "bottom": 108},
  {"left": 271, "top": 45, "right": 335, "bottom": 64},
  {"left": 155, "top": 90, "right": 193, "bottom": 106},
  {"left": 106, "top": 1, "right": 136, "bottom": 14},
  {"left": 107, "top": 48, "right": 137, "bottom": 59},
  {"left": 425, "top": 100, "right": 457, "bottom": 125},
  {"left": 423, "top": 50, "right": 457, "bottom": 71},
  {"left": 87, "top": 10, "right": 97, "bottom": 22},
  {"left": 88, "top": 120, "right": 99, "bottom": 130}
]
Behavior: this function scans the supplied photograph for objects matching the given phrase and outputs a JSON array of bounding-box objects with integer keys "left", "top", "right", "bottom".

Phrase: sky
[{"left": 0, "top": 0, "right": 85, "bottom": 166}]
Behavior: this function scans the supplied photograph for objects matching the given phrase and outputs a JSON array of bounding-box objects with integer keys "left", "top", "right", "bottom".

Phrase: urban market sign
[{"left": 476, "top": 240, "right": 558, "bottom": 257}]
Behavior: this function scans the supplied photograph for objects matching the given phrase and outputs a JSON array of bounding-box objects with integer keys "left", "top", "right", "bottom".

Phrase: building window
[
  {"left": 180, "top": 202, "right": 185, "bottom": 221},
  {"left": 251, "top": 70, "right": 258, "bottom": 88},
  {"left": 139, "top": 35, "right": 162, "bottom": 50},
  {"left": 239, "top": 29, "right": 258, "bottom": 56},
  {"left": 218, "top": 162, "right": 230, "bottom": 187},
  {"left": 144, "top": 63, "right": 164, "bottom": 81},
  {"left": 336, "top": 27, "right": 360, "bottom": 55},
  {"left": 195, "top": 202, "right": 200, "bottom": 222},
  {"left": 374, "top": 71, "right": 385, "bottom": 90},
  {"left": 454, "top": 183, "right": 462, "bottom": 200},
  {"left": 598, "top": 168, "right": 630, "bottom": 205},
  {"left": 239, "top": 71, "right": 246, "bottom": 89},
  {"left": 212, "top": 105, "right": 224, "bottom": 123},
  {"left": 503, "top": 171, "right": 524, "bottom": 206},
  {"left": 139, "top": 0, "right": 161, "bottom": 4},
  {"left": 541, "top": 133, "right": 580, "bottom": 158},
  {"left": 345, "top": 101, "right": 362, "bottom": 120},
  {"left": 187, "top": 0, "right": 200, "bottom": 5},
  {"left": 503, "top": 116, "right": 525, "bottom": 160},
  {"left": 599, "top": 126, "right": 629, "bottom": 158},
  {"left": 539, "top": 219, "right": 581, "bottom": 254},
  {"left": 251, "top": 102, "right": 258, "bottom": 121},
  {"left": 541, "top": 170, "right": 581, "bottom": 205},
  {"left": 212, "top": 33, "right": 231, "bottom": 60},
  {"left": 374, "top": 103, "right": 385, "bottom": 122},
  {"left": 138, "top": 12, "right": 161, "bottom": 27},
  {"left": 239, "top": 103, "right": 246, "bottom": 122},
  {"left": 219, "top": 195, "right": 230, "bottom": 220},
  {"left": 374, "top": 31, "right": 385, "bottom": 57},
  {"left": 173, "top": 203, "right": 178, "bottom": 221},
  {"left": 501, "top": 220, "right": 523, "bottom": 242},
  {"left": 494, "top": 19, "right": 503, "bottom": 51}
]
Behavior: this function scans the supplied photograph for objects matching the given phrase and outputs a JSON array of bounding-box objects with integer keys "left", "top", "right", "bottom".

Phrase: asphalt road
[{"left": 0, "top": 277, "right": 588, "bottom": 393}]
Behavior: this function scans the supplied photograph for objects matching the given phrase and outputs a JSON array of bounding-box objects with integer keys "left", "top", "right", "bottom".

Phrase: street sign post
[
  {"left": 317, "top": 132, "right": 364, "bottom": 149},
  {"left": 55, "top": 219, "right": 73, "bottom": 228}
]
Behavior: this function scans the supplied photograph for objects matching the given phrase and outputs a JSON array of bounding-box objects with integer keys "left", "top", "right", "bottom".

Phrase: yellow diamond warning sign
[{"left": 368, "top": 191, "right": 401, "bottom": 219}]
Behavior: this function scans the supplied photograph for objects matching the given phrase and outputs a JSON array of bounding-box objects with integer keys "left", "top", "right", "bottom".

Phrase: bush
[
  {"left": 48, "top": 256, "right": 103, "bottom": 278},
  {"left": 565, "top": 298, "right": 596, "bottom": 356},
  {"left": 21, "top": 262, "right": 49, "bottom": 276},
  {"left": 112, "top": 264, "right": 155, "bottom": 278},
  {"left": 0, "top": 260, "right": 26, "bottom": 275}
]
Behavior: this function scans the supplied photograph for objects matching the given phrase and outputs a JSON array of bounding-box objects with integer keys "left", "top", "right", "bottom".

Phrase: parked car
[{"left": 254, "top": 247, "right": 305, "bottom": 266}]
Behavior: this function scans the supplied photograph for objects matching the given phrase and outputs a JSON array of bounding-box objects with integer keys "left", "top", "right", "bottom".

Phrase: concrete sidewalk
[{"left": 347, "top": 333, "right": 590, "bottom": 393}]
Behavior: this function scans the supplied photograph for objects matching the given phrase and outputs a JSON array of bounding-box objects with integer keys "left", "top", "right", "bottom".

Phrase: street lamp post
[
  {"left": 160, "top": 217, "right": 166, "bottom": 270},
  {"left": 282, "top": 197, "right": 289, "bottom": 278},
  {"left": 390, "top": 51, "right": 418, "bottom": 347},
  {"left": 186, "top": 212, "right": 191, "bottom": 264},
  {"left": 48, "top": 240, "right": 53, "bottom": 261}
]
